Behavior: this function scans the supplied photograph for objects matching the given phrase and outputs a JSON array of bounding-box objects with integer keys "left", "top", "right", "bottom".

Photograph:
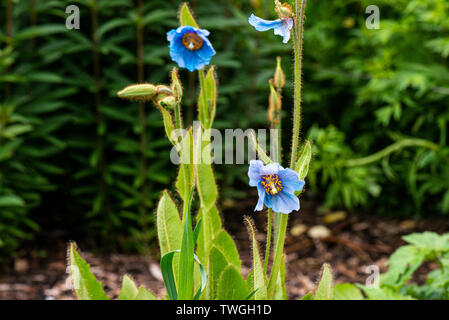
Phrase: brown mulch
[{"left": 1, "top": 198, "right": 448, "bottom": 300}]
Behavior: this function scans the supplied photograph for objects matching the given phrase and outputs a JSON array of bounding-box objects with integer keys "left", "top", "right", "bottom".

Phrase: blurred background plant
[{"left": 0, "top": 0, "right": 448, "bottom": 263}]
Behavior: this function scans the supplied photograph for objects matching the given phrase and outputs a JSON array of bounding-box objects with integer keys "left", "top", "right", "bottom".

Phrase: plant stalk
[{"left": 269, "top": 0, "right": 307, "bottom": 298}]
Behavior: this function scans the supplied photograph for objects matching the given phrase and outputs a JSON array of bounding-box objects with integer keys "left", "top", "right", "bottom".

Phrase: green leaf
[
  {"left": 134, "top": 286, "right": 157, "bottom": 300},
  {"left": 178, "top": 188, "right": 195, "bottom": 299},
  {"left": 300, "top": 292, "right": 314, "bottom": 300},
  {"left": 216, "top": 266, "right": 248, "bottom": 300},
  {"left": 0, "top": 195, "right": 25, "bottom": 207},
  {"left": 198, "top": 67, "right": 217, "bottom": 129},
  {"left": 315, "top": 263, "right": 333, "bottom": 300},
  {"left": 2, "top": 124, "right": 33, "bottom": 138},
  {"left": 15, "top": 24, "right": 67, "bottom": 40},
  {"left": 295, "top": 140, "right": 312, "bottom": 180},
  {"left": 156, "top": 191, "right": 182, "bottom": 289},
  {"left": 193, "top": 219, "right": 202, "bottom": 245},
  {"left": 179, "top": 3, "right": 199, "bottom": 28},
  {"left": 158, "top": 106, "right": 176, "bottom": 145},
  {"left": 161, "top": 251, "right": 178, "bottom": 300},
  {"left": 402, "top": 232, "right": 449, "bottom": 251},
  {"left": 176, "top": 129, "right": 194, "bottom": 201},
  {"left": 244, "top": 217, "right": 268, "bottom": 300},
  {"left": 333, "top": 283, "right": 364, "bottom": 300},
  {"left": 248, "top": 131, "right": 272, "bottom": 164},
  {"left": 273, "top": 255, "right": 287, "bottom": 300},
  {"left": 68, "top": 243, "right": 109, "bottom": 300},
  {"left": 156, "top": 191, "right": 182, "bottom": 255},
  {"left": 383, "top": 245, "right": 425, "bottom": 287},
  {"left": 194, "top": 130, "right": 218, "bottom": 214},
  {"left": 118, "top": 275, "right": 138, "bottom": 300},
  {"left": 359, "top": 285, "right": 415, "bottom": 300}
]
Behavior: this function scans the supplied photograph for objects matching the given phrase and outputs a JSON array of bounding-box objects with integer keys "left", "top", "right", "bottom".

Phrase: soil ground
[{"left": 1, "top": 197, "right": 448, "bottom": 300}]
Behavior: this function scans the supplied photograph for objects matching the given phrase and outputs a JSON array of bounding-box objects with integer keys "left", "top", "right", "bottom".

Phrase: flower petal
[
  {"left": 271, "top": 191, "right": 299, "bottom": 214},
  {"left": 273, "top": 18, "right": 293, "bottom": 43},
  {"left": 278, "top": 168, "right": 305, "bottom": 193},
  {"left": 255, "top": 183, "right": 266, "bottom": 211},
  {"left": 167, "top": 26, "right": 215, "bottom": 71},
  {"left": 248, "top": 160, "right": 264, "bottom": 186},
  {"left": 248, "top": 14, "right": 283, "bottom": 32},
  {"left": 260, "top": 162, "right": 281, "bottom": 176}
]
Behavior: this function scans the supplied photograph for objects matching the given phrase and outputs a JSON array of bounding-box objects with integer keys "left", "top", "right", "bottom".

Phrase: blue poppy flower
[
  {"left": 167, "top": 26, "right": 216, "bottom": 72},
  {"left": 248, "top": 14, "right": 294, "bottom": 44},
  {"left": 248, "top": 160, "right": 305, "bottom": 214}
]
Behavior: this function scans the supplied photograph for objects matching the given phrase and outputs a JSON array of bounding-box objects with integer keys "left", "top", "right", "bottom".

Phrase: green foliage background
[{"left": 0, "top": 0, "right": 448, "bottom": 260}]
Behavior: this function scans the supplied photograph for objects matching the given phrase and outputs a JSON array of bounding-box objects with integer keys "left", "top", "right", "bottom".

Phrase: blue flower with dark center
[
  {"left": 248, "top": 160, "right": 305, "bottom": 214},
  {"left": 248, "top": 14, "right": 294, "bottom": 44},
  {"left": 167, "top": 26, "right": 216, "bottom": 72}
]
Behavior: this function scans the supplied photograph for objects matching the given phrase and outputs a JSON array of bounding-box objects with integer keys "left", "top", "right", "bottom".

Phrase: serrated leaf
[
  {"left": 68, "top": 243, "right": 109, "bottom": 300},
  {"left": 383, "top": 245, "right": 425, "bottom": 287}
]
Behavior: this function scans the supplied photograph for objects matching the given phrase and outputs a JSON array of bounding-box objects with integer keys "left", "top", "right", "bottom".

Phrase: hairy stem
[
  {"left": 267, "top": 212, "right": 288, "bottom": 297},
  {"left": 289, "top": 0, "right": 306, "bottom": 168},
  {"left": 269, "top": 0, "right": 307, "bottom": 298},
  {"left": 264, "top": 209, "right": 273, "bottom": 274}
]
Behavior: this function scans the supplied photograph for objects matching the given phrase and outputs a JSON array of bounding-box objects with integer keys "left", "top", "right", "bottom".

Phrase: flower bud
[
  {"left": 269, "top": 79, "right": 282, "bottom": 111},
  {"left": 170, "top": 68, "right": 183, "bottom": 101},
  {"left": 273, "top": 56, "right": 285, "bottom": 89},
  {"left": 158, "top": 95, "right": 177, "bottom": 110},
  {"left": 268, "top": 79, "right": 281, "bottom": 124},
  {"left": 275, "top": 1, "right": 293, "bottom": 19},
  {"left": 153, "top": 85, "right": 174, "bottom": 101},
  {"left": 117, "top": 83, "right": 157, "bottom": 101}
]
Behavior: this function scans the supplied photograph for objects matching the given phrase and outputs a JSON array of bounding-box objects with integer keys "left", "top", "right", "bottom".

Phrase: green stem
[
  {"left": 343, "top": 138, "right": 439, "bottom": 167},
  {"left": 289, "top": 0, "right": 306, "bottom": 168},
  {"left": 264, "top": 209, "right": 273, "bottom": 274},
  {"left": 267, "top": 212, "right": 288, "bottom": 297},
  {"left": 275, "top": 88, "right": 282, "bottom": 163},
  {"left": 268, "top": 0, "right": 307, "bottom": 299},
  {"left": 174, "top": 102, "right": 183, "bottom": 129},
  {"left": 198, "top": 69, "right": 209, "bottom": 128},
  {"left": 178, "top": 187, "right": 195, "bottom": 300}
]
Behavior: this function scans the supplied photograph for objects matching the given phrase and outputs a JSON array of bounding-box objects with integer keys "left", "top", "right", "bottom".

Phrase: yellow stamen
[
  {"left": 261, "top": 174, "right": 283, "bottom": 196},
  {"left": 182, "top": 32, "right": 203, "bottom": 51}
]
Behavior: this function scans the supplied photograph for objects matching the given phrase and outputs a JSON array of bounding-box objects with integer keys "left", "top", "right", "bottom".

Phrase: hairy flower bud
[
  {"left": 275, "top": 1, "right": 293, "bottom": 19},
  {"left": 270, "top": 81, "right": 282, "bottom": 111},
  {"left": 153, "top": 85, "right": 174, "bottom": 101},
  {"left": 117, "top": 83, "right": 157, "bottom": 101},
  {"left": 170, "top": 68, "right": 183, "bottom": 101},
  {"left": 158, "top": 95, "right": 177, "bottom": 110},
  {"left": 268, "top": 79, "right": 281, "bottom": 123},
  {"left": 273, "top": 56, "right": 285, "bottom": 89}
]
